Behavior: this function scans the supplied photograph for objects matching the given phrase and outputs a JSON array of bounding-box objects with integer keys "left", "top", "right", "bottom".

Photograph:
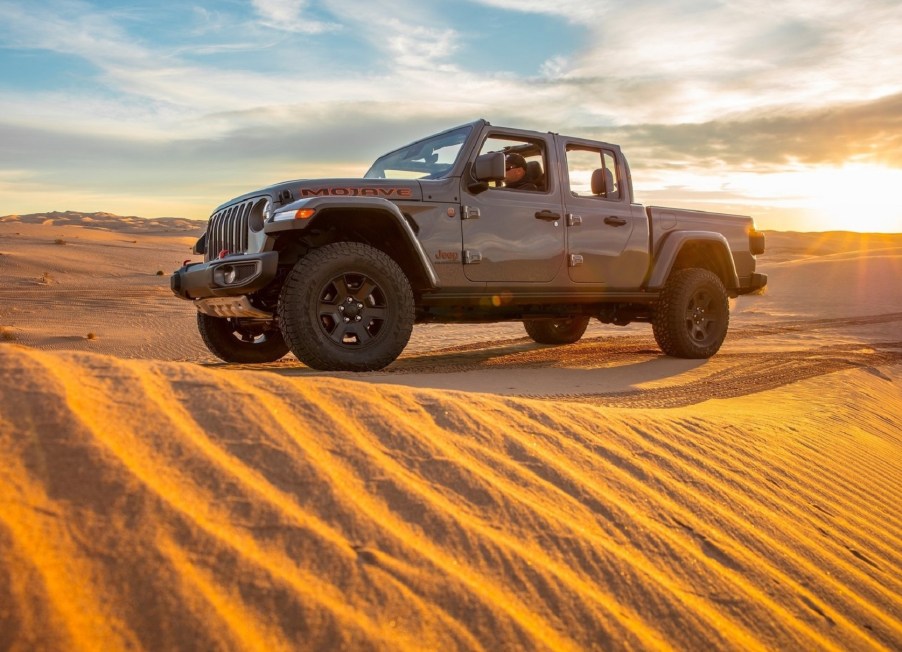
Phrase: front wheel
[
  {"left": 652, "top": 268, "right": 729, "bottom": 359},
  {"left": 523, "top": 316, "right": 590, "bottom": 344},
  {"left": 196, "top": 313, "right": 290, "bottom": 363},
  {"left": 278, "top": 242, "right": 415, "bottom": 371}
]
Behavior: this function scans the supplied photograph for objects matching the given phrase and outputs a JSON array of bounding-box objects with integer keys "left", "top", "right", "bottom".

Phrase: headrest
[
  {"left": 590, "top": 168, "right": 615, "bottom": 196},
  {"left": 525, "top": 160, "right": 543, "bottom": 182},
  {"left": 591, "top": 168, "right": 605, "bottom": 195}
]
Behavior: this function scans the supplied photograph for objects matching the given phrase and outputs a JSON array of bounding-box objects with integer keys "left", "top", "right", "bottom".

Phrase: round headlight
[{"left": 248, "top": 197, "right": 271, "bottom": 233}]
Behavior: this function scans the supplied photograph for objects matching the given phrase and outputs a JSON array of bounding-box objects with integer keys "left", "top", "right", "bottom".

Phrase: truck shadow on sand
[
  {"left": 288, "top": 353, "right": 707, "bottom": 399},
  {"left": 203, "top": 323, "right": 902, "bottom": 407}
]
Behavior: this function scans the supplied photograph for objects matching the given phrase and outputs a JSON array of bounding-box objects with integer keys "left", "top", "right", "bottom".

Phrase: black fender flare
[
  {"left": 265, "top": 196, "right": 440, "bottom": 289},
  {"left": 647, "top": 231, "right": 740, "bottom": 290}
]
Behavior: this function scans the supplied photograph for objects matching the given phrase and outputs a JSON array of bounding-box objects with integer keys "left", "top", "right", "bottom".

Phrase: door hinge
[
  {"left": 567, "top": 213, "right": 582, "bottom": 227},
  {"left": 464, "top": 250, "right": 482, "bottom": 264},
  {"left": 569, "top": 254, "right": 584, "bottom": 267},
  {"left": 462, "top": 206, "right": 481, "bottom": 220}
]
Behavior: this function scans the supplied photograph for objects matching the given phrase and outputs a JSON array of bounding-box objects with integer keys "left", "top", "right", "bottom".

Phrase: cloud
[
  {"left": 0, "top": 106, "right": 478, "bottom": 212},
  {"left": 1, "top": 0, "right": 901, "bottom": 225},
  {"left": 312, "top": 0, "right": 464, "bottom": 70},
  {"left": 0, "top": 0, "right": 470, "bottom": 122},
  {"left": 614, "top": 92, "right": 902, "bottom": 171},
  {"left": 4, "top": 0, "right": 901, "bottom": 122},
  {"left": 467, "top": 0, "right": 603, "bottom": 22},
  {"left": 250, "top": 0, "right": 338, "bottom": 33},
  {"left": 7, "top": 0, "right": 894, "bottom": 137},
  {"left": 494, "top": 0, "right": 902, "bottom": 125},
  {"left": 0, "top": 0, "right": 147, "bottom": 64}
]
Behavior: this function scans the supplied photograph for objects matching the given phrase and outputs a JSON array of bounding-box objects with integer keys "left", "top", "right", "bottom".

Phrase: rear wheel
[
  {"left": 652, "top": 268, "right": 729, "bottom": 358},
  {"left": 279, "top": 242, "right": 414, "bottom": 371},
  {"left": 196, "top": 313, "right": 289, "bottom": 363},
  {"left": 523, "top": 316, "right": 590, "bottom": 344}
]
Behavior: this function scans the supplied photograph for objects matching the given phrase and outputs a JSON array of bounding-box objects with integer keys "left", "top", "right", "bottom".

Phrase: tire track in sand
[
  {"left": 381, "top": 312, "right": 902, "bottom": 407},
  {"left": 549, "top": 344, "right": 902, "bottom": 408}
]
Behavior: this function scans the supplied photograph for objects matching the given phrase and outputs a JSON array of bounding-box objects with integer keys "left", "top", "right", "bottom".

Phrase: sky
[{"left": 1, "top": 0, "right": 901, "bottom": 232}]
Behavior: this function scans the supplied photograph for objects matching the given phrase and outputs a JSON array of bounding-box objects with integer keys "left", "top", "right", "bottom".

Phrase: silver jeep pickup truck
[{"left": 172, "top": 119, "right": 766, "bottom": 370}]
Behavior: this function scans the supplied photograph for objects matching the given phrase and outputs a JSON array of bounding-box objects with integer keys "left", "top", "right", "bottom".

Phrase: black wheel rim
[
  {"left": 684, "top": 287, "right": 723, "bottom": 345},
  {"left": 316, "top": 272, "right": 388, "bottom": 347}
]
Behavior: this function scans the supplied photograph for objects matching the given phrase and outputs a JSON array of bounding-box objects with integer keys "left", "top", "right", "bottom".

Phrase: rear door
[{"left": 559, "top": 137, "right": 648, "bottom": 288}]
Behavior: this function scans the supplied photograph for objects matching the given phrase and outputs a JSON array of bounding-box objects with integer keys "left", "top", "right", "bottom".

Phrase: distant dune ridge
[
  {"left": 0, "top": 210, "right": 206, "bottom": 232},
  {"left": 1, "top": 212, "right": 901, "bottom": 649}
]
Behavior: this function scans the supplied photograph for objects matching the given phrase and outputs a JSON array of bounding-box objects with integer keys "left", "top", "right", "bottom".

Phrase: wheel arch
[
  {"left": 647, "top": 231, "right": 740, "bottom": 292},
  {"left": 265, "top": 197, "right": 440, "bottom": 293}
]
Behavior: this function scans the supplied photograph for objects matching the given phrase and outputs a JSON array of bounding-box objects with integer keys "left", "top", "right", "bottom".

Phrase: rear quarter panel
[{"left": 648, "top": 206, "right": 757, "bottom": 281}]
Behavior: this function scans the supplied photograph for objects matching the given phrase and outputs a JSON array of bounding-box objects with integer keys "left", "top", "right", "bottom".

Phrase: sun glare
[
  {"left": 638, "top": 163, "right": 902, "bottom": 233},
  {"left": 752, "top": 164, "right": 902, "bottom": 233}
]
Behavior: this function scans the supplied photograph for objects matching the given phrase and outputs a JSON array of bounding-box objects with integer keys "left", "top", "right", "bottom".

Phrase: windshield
[{"left": 364, "top": 125, "right": 472, "bottom": 180}]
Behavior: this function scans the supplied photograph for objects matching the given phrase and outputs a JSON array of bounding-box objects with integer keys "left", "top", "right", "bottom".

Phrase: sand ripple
[{"left": 1, "top": 347, "right": 900, "bottom": 650}]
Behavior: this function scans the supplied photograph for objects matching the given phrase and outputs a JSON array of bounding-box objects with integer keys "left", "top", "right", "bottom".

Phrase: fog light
[
  {"left": 222, "top": 265, "right": 237, "bottom": 284},
  {"left": 214, "top": 261, "right": 260, "bottom": 286}
]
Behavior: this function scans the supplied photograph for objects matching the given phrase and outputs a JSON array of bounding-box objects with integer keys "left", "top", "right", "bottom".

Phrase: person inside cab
[{"left": 504, "top": 153, "right": 537, "bottom": 191}]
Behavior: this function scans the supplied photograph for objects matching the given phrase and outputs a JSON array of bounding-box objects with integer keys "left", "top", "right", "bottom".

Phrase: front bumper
[{"left": 170, "top": 251, "right": 278, "bottom": 300}]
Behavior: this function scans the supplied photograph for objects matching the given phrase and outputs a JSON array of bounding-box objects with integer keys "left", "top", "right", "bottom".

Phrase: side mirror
[{"left": 474, "top": 151, "right": 505, "bottom": 182}]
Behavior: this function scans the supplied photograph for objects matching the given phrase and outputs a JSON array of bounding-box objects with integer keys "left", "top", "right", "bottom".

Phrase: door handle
[
  {"left": 604, "top": 216, "right": 627, "bottom": 226},
  {"left": 535, "top": 210, "right": 561, "bottom": 221}
]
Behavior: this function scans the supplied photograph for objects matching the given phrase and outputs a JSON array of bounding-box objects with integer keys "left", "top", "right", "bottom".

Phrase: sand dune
[
  {"left": 1, "top": 347, "right": 900, "bottom": 650},
  {"left": 0, "top": 210, "right": 205, "bottom": 233},
  {"left": 1, "top": 213, "right": 901, "bottom": 649},
  {"left": 0, "top": 213, "right": 208, "bottom": 361}
]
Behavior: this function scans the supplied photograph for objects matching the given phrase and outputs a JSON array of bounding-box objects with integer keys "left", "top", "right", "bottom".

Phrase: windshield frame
[{"left": 364, "top": 124, "right": 475, "bottom": 180}]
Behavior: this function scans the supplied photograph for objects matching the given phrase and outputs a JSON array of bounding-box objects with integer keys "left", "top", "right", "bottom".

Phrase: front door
[{"left": 460, "top": 132, "right": 565, "bottom": 283}]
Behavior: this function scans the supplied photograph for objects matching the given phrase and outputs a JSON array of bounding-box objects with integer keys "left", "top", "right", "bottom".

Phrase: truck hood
[{"left": 213, "top": 178, "right": 424, "bottom": 213}]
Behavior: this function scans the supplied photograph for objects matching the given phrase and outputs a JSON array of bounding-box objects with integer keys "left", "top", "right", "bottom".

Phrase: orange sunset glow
[
  {"left": 1, "top": 1, "right": 901, "bottom": 650},
  {"left": 0, "top": 1, "right": 900, "bottom": 233}
]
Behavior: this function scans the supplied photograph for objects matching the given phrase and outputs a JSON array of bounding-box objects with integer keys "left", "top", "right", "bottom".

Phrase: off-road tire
[
  {"left": 197, "top": 313, "right": 290, "bottom": 363},
  {"left": 278, "top": 242, "right": 414, "bottom": 371},
  {"left": 523, "top": 316, "right": 590, "bottom": 344},
  {"left": 652, "top": 268, "right": 729, "bottom": 359}
]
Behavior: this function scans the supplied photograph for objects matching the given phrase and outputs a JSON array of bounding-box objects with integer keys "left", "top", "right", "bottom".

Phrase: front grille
[{"left": 205, "top": 199, "right": 253, "bottom": 261}]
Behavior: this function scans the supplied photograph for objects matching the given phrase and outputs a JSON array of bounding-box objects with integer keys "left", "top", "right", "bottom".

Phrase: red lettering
[
  {"left": 434, "top": 250, "right": 459, "bottom": 261},
  {"left": 299, "top": 186, "right": 413, "bottom": 198}
]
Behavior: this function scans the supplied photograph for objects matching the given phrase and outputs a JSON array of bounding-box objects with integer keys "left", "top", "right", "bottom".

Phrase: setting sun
[
  {"left": 759, "top": 164, "right": 902, "bottom": 233},
  {"left": 644, "top": 163, "right": 902, "bottom": 233}
]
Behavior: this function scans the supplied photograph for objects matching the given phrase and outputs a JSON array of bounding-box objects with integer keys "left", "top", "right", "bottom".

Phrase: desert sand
[{"left": 1, "top": 212, "right": 900, "bottom": 650}]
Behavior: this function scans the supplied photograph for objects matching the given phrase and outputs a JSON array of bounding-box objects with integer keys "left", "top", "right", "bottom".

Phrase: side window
[
  {"left": 478, "top": 135, "right": 547, "bottom": 192},
  {"left": 566, "top": 146, "right": 620, "bottom": 200}
]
